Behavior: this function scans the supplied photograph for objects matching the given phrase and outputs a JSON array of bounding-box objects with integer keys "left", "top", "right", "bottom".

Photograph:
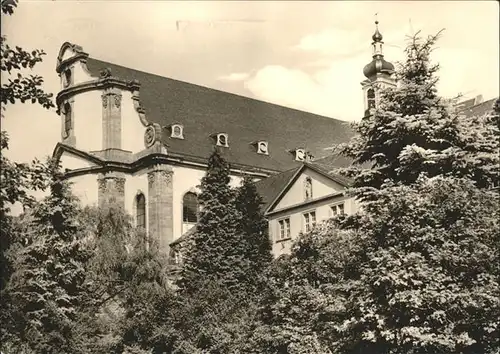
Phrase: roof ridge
[{"left": 87, "top": 56, "right": 351, "bottom": 124}]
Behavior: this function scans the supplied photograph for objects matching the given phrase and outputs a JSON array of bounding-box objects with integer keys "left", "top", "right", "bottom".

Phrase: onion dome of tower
[{"left": 363, "top": 20, "right": 395, "bottom": 79}]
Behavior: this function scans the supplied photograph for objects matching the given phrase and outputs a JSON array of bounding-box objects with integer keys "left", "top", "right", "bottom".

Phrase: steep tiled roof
[
  {"left": 458, "top": 98, "right": 497, "bottom": 118},
  {"left": 255, "top": 166, "right": 301, "bottom": 212},
  {"left": 85, "top": 58, "right": 355, "bottom": 173}
]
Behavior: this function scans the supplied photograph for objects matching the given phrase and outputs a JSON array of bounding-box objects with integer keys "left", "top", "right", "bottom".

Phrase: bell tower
[{"left": 361, "top": 18, "right": 396, "bottom": 117}]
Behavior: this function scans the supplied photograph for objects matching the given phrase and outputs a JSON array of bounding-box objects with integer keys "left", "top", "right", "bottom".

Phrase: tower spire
[
  {"left": 361, "top": 15, "right": 396, "bottom": 117},
  {"left": 363, "top": 17, "right": 394, "bottom": 79}
]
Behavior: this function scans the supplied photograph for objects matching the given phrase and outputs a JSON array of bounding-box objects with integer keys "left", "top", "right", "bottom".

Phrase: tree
[
  {"left": 178, "top": 149, "right": 244, "bottom": 293},
  {"left": 234, "top": 175, "right": 273, "bottom": 290},
  {"left": 1, "top": 0, "right": 55, "bottom": 326},
  {"left": 339, "top": 30, "right": 499, "bottom": 201},
  {"left": 169, "top": 151, "right": 275, "bottom": 353},
  {"left": 331, "top": 177, "right": 499, "bottom": 353},
  {"left": 1, "top": 0, "right": 54, "bottom": 111},
  {"left": 72, "top": 204, "right": 173, "bottom": 354},
  {"left": 5, "top": 165, "right": 94, "bottom": 353}
]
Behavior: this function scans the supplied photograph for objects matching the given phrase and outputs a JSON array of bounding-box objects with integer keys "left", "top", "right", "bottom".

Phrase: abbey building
[{"left": 52, "top": 22, "right": 496, "bottom": 258}]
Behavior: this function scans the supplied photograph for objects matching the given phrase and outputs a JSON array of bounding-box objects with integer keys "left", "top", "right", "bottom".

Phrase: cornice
[
  {"left": 56, "top": 55, "right": 88, "bottom": 74},
  {"left": 56, "top": 77, "right": 141, "bottom": 107},
  {"left": 266, "top": 191, "right": 346, "bottom": 217},
  {"left": 58, "top": 151, "right": 276, "bottom": 181},
  {"left": 56, "top": 42, "right": 89, "bottom": 72}
]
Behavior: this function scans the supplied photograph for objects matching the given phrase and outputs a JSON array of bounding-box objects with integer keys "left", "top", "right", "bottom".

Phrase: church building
[{"left": 52, "top": 22, "right": 496, "bottom": 258}]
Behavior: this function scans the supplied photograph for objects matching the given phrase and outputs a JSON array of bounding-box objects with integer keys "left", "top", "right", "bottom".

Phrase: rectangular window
[
  {"left": 278, "top": 218, "right": 290, "bottom": 240},
  {"left": 331, "top": 203, "right": 345, "bottom": 216},
  {"left": 303, "top": 211, "right": 316, "bottom": 233}
]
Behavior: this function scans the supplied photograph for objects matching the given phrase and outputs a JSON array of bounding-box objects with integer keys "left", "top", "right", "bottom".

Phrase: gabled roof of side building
[
  {"left": 84, "top": 57, "right": 355, "bottom": 173},
  {"left": 255, "top": 162, "right": 353, "bottom": 214}
]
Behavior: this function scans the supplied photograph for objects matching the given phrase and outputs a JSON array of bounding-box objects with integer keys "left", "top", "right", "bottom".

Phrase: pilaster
[
  {"left": 147, "top": 165, "right": 174, "bottom": 254},
  {"left": 97, "top": 171, "right": 126, "bottom": 208},
  {"left": 101, "top": 87, "right": 122, "bottom": 150}
]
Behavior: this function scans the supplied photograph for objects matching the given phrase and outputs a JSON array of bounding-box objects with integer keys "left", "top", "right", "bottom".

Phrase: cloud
[
  {"left": 217, "top": 72, "right": 250, "bottom": 82},
  {"left": 244, "top": 32, "right": 499, "bottom": 123},
  {"left": 244, "top": 58, "right": 367, "bottom": 121},
  {"left": 292, "top": 28, "right": 365, "bottom": 57}
]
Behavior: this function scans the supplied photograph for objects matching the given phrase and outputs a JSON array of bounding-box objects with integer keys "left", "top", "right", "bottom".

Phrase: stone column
[
  {"left": 101, "top": 88, "right": 122, "bottom": 150},
  {"left": 147, "top": 165, "right": 174, "bottom": 254},
  {"left": 97, "top": 171, "right": 126, "bottom": 209}
]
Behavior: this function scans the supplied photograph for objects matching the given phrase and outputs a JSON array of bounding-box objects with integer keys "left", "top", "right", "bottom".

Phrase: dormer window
[
  {"left": 294, "top": 148, "right": 306, "bottom": 161},
  {"left": 257, "top": 141, "right": 269, "bottom": 155},
  {"left": 216, "top": 133, "right": 228, "bottom": 147},
  {"left": 170, "top": 124, "right": 184, "bottom": 139}
]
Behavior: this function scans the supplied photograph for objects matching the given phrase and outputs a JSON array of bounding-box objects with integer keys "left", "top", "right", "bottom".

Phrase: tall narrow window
[
  {"left": 303, "top": 211, "right": 316, "bottom": 233},
  {"left": 136, "top": 193, "right": 146, "bottom": 229},
  {"left": 64, "top": 69, "right": 72, "bottom": 87},
  {"left": 183, "top": 192, "right": 198, "bottom": 223},
  {"left": 331, "top": 203, "right": 345, "bottom": 216},
  {"left": 278, "top": 218, "right": 290, "bottom": 240},
  {"left": 64, "top": 103, "right": 72, "bottom": 137}
]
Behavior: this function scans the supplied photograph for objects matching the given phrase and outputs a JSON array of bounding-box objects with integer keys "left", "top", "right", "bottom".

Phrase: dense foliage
[
  {"left": 234, "top": 174, "right": 273, "bottom": 289},
  {"left": 178, "top": 149, "right": 245, "bottom": 293},
  {"left": 5, "top": 169, "right": 93, "bottom": 353},
  {"left": 166, "top": 152, "right": 273, "bottom": 353}
]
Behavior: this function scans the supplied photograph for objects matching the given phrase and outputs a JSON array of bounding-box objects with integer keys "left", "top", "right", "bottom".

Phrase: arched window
[
  {"left": 64, "top": 103, "right": 72, "bottom": 137},
  {"left": 136, "top": 193, "right": 146, "bottom": 229},
  {"left": 64, "top": 69, "right": 72, "bottom": 87},
  {"left": 183, "top": 192, "right": 198, "bottom": 223}
]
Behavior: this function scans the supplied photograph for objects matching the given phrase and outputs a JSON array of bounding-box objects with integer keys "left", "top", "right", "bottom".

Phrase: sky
[{"left": 1, "top": 0, "right": 499, "bottom": 164}]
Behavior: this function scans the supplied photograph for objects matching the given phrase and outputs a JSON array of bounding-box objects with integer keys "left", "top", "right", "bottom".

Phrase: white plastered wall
[
  {"left": 70, "top": 90, "right": 102, "bottom": 152},
  {"left": 59, "top": 152, "right": 97, "bottom": 171},
  {"left": 67, "top": 173, "right": 99, "bottom": 208},
  {"left": 274, "top": 169, "right": 345, "bottom": 211},
  {"left": 268, "top": 194, "right": 358, "bottom": 257},
  {"left": 121, "top": 91, "right": 147, "bottom": 153}
]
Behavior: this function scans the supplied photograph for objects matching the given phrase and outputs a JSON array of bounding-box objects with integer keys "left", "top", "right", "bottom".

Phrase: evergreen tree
[
  {"left": 339, "top": 30, "right": 499, "bottom": 200},
  {"left": 178, "top": 149, "right": 245, "bottom": 293},
  {"left": 234, "top": 175, "right": 273, "bottom": 289},
  {"left": 6, "top": 164, "right": 93, "bottom": 353}
]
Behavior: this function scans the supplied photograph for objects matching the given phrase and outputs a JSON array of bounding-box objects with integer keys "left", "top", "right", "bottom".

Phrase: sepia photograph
[{"left": 1, "top": 0, "right": 499, "bottom": 353}]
